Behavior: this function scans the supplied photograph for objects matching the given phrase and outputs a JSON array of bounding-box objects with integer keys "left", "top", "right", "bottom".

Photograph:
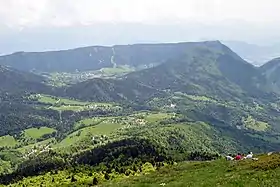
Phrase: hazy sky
[
  {"left": 1, "top": 0, "right": 279, "bottom": 28},
  {"left": 0, "top": 0, "right": 280, "bottom": 53}
]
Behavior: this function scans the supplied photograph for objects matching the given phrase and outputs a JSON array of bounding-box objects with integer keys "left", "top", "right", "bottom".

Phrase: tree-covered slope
[
  {"left": 259, "top": 57, "right": 280, "bottom": 93},
  {"left": 0, "top": 65, "right": 49, "bottom": 94},
  {"left": 0, "top": 66, "right": 56, "bottom": 137},
  {"left": 3, "top": 151, "right": 280, "bottom": 186},
  {"left": 64, "top": 41, "right": 268, "bottom": 103},
  {"left": 62, "top": 78, "right": 164, "bottom": 103},
  {"left": 138, "top": 41, "right": 265, "bottom": 96}
]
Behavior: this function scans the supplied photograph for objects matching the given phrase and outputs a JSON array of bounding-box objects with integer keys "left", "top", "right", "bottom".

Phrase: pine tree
[
  {"left": 104, "top": 172, "right": 110, "bottom": 180},
  {"left": 71, "top": 175, "right": 77, "bottom": 182},
  {"left": 92, "top": 177, "right": 98, "bottom": 185}
]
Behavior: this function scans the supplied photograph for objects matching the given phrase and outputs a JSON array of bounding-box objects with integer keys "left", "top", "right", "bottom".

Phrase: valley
[{"left": 1, "top": 41, "right": 280, "bottom": 186}]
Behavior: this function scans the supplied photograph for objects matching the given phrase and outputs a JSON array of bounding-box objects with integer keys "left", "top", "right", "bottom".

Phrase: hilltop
[
  {"left": 103, "top": 153, "right": 280, "bottom": 187},
  {"left": 2, "top": 153, "right": 280, "bottom": 186}
]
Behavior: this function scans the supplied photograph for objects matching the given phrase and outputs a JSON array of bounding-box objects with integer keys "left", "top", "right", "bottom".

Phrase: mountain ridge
[
  {"left": 0, "top": 65, "right": 50, "bottom": 94},
  {"left": 0, "top": 40, "right": 279, "bottom": 101},
  {"left": 0, "top": 41, "right": 239, "bottom": 73}
]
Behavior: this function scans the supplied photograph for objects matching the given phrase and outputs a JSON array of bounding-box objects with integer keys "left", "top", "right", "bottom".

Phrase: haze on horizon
[{"left": 0, "top": 0, "right": 280, "bottom": 54}]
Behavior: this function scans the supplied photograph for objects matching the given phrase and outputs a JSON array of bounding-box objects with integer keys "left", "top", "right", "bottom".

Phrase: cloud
[{"left": 0, "top": 0, "right": 279, "bottom": 28}]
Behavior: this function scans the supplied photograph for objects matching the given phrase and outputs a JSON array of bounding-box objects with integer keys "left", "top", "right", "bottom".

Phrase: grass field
[
  {"left": 51, "top": 105, "right": 86, "bottom": 111},
  {"left": 174, "top": 92, "right": 217, "bottom": 103},
  {"left": 37, "top": 94, "right": 89, "bottom": 105},
  {"left": 242, "top": 116, "right": 269, "bottom": 131},
  {"left": 131, "top": 112, "right": 174, "bottom": 124},
  {"left": 57, "top": 122, "right": 122, "bottom": 147},
  {"left": 23, "top": 127, "right": 56, "bottom": 140},
  {"left": 144, "top": 113, "right": 174, "bottom": 123},
  {"left": 0, "top": 135, "right": 17, "bottom": 148},
  {"left": 33, "top": 94, "right": 113, "bottom": 111},
  {"left": 37, "top": 95, "right": 58, "bottom": 104},
  {"left": 74, "top": 112, "right": 173, "bottom": 131},
  {"left": 74, "top": 117, "right": 115, "bottom": 129}
]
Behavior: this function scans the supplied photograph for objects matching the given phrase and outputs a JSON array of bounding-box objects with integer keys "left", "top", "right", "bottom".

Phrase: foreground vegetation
[
  {"left": 103, "top": 153, "right": 280, "bottom": 187},
  {"left": 2, "top": 153, "right": 280, "bottom": 186}
]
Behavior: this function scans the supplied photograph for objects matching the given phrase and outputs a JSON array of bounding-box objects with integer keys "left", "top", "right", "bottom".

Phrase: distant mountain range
[
  {"left": 0, "top": 43, "right": 197, "bottom": 72},
  {"left": 223, "top": 41, "right": 280, "bottom": 66},
  {"left": 2, "top": 40, "right": 280, "bottom": 101},
  {"left": 47, "top": 41, "right": 279, "bottom": 103},
  {"left": 0, "top": 41, "right": 232, "bottom": 73},
  {"left": 0, "top": 40, "right": 280, "bottom": 76}
]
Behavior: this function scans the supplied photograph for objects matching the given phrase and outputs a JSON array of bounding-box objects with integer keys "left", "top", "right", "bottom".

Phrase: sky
[
  {"left": 0, "top": 0, "right": 279, "bottom": 27},
  {"left": 0, "top": 0, "right": 280, "bottom": 53}
]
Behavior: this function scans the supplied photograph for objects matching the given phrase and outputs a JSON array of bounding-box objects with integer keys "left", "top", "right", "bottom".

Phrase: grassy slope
[
  {"left": 104, "top": 154, "right": 280, "bottom": 187},
  {"left": 0, "top": 108, "right": 273, "bottom": 163},
  {"left": 56, "top": 122, "right": 122, "bottom": 147},
  {"left": 4, "top": 154, "right": 280, "bottom": 187},
  {"left": 17, "top": 138, "right": 56, "bottom": 154},
  {"left": 0, "top": 111, "right": 172, "bottom": 162}
]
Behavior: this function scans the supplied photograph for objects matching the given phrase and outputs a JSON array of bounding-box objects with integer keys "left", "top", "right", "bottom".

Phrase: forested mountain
[
  {"left": 63, "top": 41, "right": 269, "bottom": 102},
  {"left": 0, "top": 65, "right": 49, "bottom": 94},
  {"left": 125, "top": 41, "right": 263, "bottom": 99},
  {"left": 0, "top": 66, "right": 55, "bottom": 137},
  {"left": 0, "top": 41, "right": 247, "bottom": 73},
  {"left": 62, "top": 78, "right": 164, "bottom": 103},
  {"left": 259, "top": 58, "right": 280, "bottom": 93}
]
